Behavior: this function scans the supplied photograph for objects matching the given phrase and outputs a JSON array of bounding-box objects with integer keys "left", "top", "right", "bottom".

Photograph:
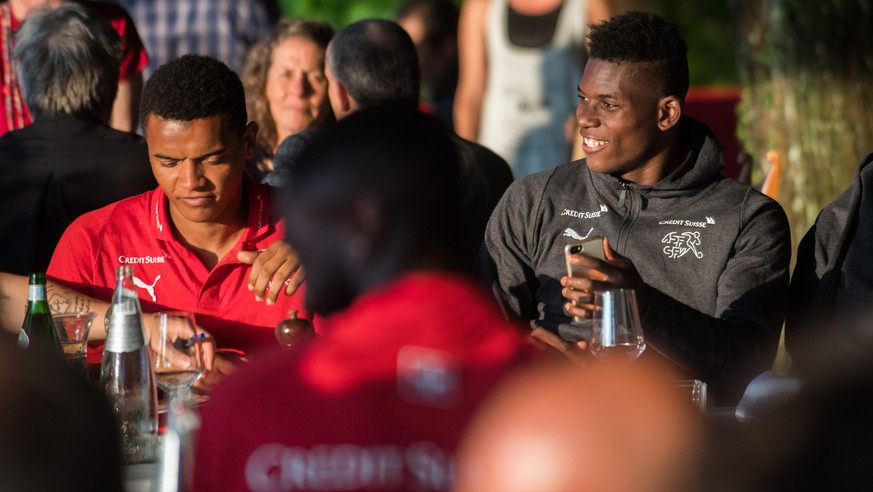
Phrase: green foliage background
[{"left": 277, "top": 0, "right": 415, "bottom": 29}]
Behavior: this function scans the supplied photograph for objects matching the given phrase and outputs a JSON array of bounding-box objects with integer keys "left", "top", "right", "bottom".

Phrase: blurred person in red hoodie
[{"left": 193, "top": 105, "right": 530, "bottom": 492}]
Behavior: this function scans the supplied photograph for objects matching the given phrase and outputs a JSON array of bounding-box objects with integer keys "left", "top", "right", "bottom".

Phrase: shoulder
[
  {"left": 0, "top": 125, "right": 37, "bottom": 152},
  {"left": 274, "top": 129, "right": 323, "bottom": 172},
  {"left": 70, "top": 192, "right": 151, "bottom": 232},
  {"left": 503, "top": 160, "right": 585, "bottom": 201},
  {"left": 92, "top": 124, "right": 149, "bottom": 152}
]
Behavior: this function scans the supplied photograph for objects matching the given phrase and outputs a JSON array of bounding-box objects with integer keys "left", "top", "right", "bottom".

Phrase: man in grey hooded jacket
[{"left": 478, "top": 11, "right": 790, "bottom": 402}]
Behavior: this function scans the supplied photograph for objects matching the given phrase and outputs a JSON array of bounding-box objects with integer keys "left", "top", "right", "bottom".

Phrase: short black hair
[
  {"left": 284, "top": 105, "right": 463, "bottom": 265},
  {"left": 587, "top": 11, "right": 689, "bottom": 102},
  {"left": 327, "top": 19, "right": 420, "bottom": 109},
  {"left": 140, "top": 54, "right": 247, "bottom": 134}
]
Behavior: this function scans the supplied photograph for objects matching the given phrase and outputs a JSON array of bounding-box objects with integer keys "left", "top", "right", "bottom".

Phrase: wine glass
[
  {"left": 590, "top": 288, "right": 646, "bottom": 363},
  {"left": 151, "top": 311, "right": 204, "bottom": 401}
]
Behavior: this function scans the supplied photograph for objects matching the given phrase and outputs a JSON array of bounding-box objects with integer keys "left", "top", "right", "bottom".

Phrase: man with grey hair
[
  {"left": 0, "top": 3, "right": 155, "bottom": 275},
  {"left": 274, "top": 18, "right": 513, "bottom": 270}
]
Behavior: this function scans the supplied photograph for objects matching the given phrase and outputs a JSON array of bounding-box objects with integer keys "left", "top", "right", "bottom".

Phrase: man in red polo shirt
[
  {"left": 47, "top": 54, "right": 310, "bottom": 366},
  {"left": 194, "top": 107, "right": 529, "bottom": 491}
]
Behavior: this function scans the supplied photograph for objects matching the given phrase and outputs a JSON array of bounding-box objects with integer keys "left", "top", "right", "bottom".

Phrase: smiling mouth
[{"left": 583, "top": 137, "right": 608, "bottom": 149}]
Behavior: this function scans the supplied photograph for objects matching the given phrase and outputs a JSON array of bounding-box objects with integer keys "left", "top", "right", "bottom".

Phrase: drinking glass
[
  {"left": 590, "top": 288, "right": 646, "bottom": 362},
  {"left": 151, "top": 312, "right": 204, "bottom": 401},
  {"left": 676, "top": 379, "right": 708, "bottom": 412},
  {"left": 52, "top": 312, "right": 96, "bottom": 377}
]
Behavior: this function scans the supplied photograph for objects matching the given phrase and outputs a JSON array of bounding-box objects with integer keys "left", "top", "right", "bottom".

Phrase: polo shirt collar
[{"left": 149, "top": 177, "right": 274, "bottom": 245}]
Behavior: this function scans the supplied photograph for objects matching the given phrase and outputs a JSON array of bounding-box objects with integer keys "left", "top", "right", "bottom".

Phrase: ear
[
  {"left": 657, "top": 95, "right": 682, "bottom": 132},
  {"left": 242, "top": 121, "right": 259, "bottom": 159},
  {"left": 333, "top": 80, "right": 355, "bottom": 119}
]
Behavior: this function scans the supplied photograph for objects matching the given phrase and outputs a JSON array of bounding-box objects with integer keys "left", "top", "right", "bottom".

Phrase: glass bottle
[
  {"left": 100, "top": 265, "right": 158, "bottom": 463},
  {"left": 19, "top": 273, "right": 62, "bottom": 355}
]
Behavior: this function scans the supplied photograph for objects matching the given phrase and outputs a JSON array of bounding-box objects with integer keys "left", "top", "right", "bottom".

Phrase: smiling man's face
[{"left": 575, "top": 58, "right": 666, "bottom": 183}]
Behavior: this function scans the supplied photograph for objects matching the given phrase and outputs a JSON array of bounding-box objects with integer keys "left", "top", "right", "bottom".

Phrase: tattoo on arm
[{"left": 46, "top": 285, "right": 91, "bottom": 315}]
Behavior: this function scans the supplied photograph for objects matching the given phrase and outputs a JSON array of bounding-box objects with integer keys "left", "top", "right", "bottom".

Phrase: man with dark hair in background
[
  {"left": 479, "top": 11, "right": 791, "bottom": 402},
  {"left": 275, "top": 18, "right": 513, "bottom": 270},
  {"left": 0, "top": 3, "right": 155, "bottom": 275},
  {"left": 47, "top": 54, "right": 307, "bottom": 377},
  {"left": 194, "top": 105, "right": 527, "bottom": 492}
]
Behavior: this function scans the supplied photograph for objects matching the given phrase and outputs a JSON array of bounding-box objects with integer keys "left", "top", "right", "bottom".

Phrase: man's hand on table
[
  {"left": 560, "top": 236, "right": 650, "bottom": 320},
  {"left": 237, "top": 240, "right": 305, "bottom": 305}
]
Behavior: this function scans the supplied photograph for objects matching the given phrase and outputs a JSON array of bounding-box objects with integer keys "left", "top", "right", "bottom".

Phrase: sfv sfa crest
[{"left": 662, "top": 231, "right": 704, "bottom": 259}]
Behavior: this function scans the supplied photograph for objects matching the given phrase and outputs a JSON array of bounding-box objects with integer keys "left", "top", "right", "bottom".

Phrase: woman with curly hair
[{"left": 242, "top": 19, "right": 335, "bottom": 183}]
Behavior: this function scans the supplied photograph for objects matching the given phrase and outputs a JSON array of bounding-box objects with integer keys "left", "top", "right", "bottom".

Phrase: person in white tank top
[{"left": 455, "top": 0, "right": 611, "bottom": 177}]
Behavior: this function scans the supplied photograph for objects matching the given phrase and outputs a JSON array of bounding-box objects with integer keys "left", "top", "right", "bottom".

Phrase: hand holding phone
[
  {"left": 564, "top": 236, "right": 605, "bottom": 279},
  {"left": 563, "top": 236, "right": 605, "bottom": 324}
]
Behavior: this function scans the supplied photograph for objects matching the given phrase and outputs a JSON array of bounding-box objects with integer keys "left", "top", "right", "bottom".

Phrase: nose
[
  {"left": 576, "top": 98, "right": 599, "bottom": 129},
  {"left": 178, "top": 160, "right": 204, "bottom": 189},
  {"left": 289, "top": 72, "right": 311, "bottom": 97}
]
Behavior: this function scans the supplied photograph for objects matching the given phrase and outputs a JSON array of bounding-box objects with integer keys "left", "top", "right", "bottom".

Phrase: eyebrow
[
  {"left": 578, "top": 88, "right": 620, "bottom": 100},
  {"left": 153, "top": 149, "right": 228, "bottom": 161}
]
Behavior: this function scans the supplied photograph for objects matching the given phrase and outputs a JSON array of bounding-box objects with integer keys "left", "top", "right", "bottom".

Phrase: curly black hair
[
  {"left": 140, "top": 54, "right": 247, "bottom": 134},
  {"left": 587, "top": 11, "right": 689, "bottom": 102}
]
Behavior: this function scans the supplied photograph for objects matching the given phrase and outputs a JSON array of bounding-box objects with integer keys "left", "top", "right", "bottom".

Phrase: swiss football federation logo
[{"left": 662, "top": 231, "right": 704, "bottom": 259}]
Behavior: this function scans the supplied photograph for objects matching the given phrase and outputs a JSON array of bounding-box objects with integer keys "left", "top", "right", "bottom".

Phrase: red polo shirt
[
  {"left": 193, "top": 272, "right": 529, "bottom": 492},
  {"left": 47, "top": 179, "right": 311, "bottom": 360}
]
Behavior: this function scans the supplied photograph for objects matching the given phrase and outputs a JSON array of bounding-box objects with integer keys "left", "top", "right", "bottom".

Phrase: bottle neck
[{"left": 27, "top": 283, "right": 46, "bottom": 302}]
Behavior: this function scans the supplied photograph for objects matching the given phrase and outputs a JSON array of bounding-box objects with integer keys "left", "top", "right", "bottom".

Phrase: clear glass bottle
[
  {"left": 19, "top": 273, "right": 62, "bottom": 355},
  {"left": 100, "top": 265, "right": 158, "bottom": 463}
]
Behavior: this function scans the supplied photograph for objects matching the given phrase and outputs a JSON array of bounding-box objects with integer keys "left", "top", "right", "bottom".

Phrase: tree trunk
[{"left": 729, "top": 0, "right": 873, "bottom": 251}]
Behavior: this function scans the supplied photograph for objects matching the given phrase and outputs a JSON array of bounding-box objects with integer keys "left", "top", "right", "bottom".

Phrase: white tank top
[{"left": 478, "top": 0, "right": 585, "bottom": 177}]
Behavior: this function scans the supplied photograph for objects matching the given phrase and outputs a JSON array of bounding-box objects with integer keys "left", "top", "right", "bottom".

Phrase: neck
[
  {"left": 620, "top": 149, "right": 686, "bottom": 186},
  {"left": 359, "top": 247, "right": 463, "bottom": 297},
  {"left": 168, "top": 193, "right": 248, "bottom": 271}
]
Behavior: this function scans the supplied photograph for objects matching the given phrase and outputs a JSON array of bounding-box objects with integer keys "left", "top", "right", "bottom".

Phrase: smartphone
[
  {"left": 563, "top": 236, "right": 605, "bottom": 324},
  {"left": 564, "top": 236, "right": 605, "bottom": 278}
]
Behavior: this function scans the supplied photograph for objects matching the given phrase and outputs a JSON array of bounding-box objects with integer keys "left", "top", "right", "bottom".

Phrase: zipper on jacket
[{"left": 618, "top": 182, "right": 629, "bottom": 208}]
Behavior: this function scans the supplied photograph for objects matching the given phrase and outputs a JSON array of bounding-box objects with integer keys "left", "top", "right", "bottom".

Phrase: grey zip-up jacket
[{"left": 479, "top": 117, "right": 790, "bottom": 399}]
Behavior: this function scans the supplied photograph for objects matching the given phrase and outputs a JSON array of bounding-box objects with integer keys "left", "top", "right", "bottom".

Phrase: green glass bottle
[{"left": 20, "top": 273, "right": 62, "bottom": 355}]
